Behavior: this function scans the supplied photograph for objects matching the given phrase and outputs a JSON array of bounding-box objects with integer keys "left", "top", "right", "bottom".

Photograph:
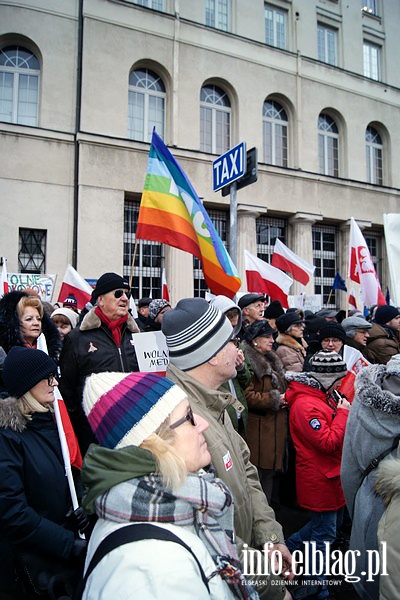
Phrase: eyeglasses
[
  {"left": 170, "top": 405, "right": 196, "bottom": 430},
  {"left": 322, "top": 338, "right": 342, "bottom": 345},
  {"left": 47, "top": 374, "right": 57, "bottom": 386},
  {"left": 113, "top": 289, "right": 131, "bottom": 299},
  {"left": 230, "top": 337, "right": 241, "bottom": 348}
]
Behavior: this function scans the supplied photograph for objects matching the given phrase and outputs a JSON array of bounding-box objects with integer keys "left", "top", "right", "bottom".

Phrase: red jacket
[{"left": 285, "top": 374, "right": 349, "bottom": 511}]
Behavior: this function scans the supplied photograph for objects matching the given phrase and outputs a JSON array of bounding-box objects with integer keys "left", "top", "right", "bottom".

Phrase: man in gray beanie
[
  {"left": 162, "top": 298, "right": 293, "bottom": 599},
  {"left": 341, "top": 316, "right": 371, "bottom": 356},
  {"left": 364, "top": 305, "right": 400, "bottom": 365}
]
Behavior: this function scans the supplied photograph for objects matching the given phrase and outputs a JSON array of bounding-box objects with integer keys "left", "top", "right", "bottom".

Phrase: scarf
[
  {"left": 94, "top": 306, "right": 128, "bottom": 347},
  {"left": 96, "top": 469, "right": 257, "bottom": 599}
]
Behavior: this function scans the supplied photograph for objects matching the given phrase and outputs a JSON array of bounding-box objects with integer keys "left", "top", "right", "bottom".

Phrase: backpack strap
[
  {"left": 360, "top": 435, "right": 400, "bottom": 484},
  {"left": 76, "top": 523, "right": 210, "bottom": 598}
]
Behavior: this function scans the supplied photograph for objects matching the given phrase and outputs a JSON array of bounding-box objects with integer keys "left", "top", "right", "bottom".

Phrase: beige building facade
[{"left": 1, "top": 0, "right": 399, "bottom": 307}]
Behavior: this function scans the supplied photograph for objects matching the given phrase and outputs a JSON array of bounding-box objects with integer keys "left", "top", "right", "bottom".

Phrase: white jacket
[{"left": 83, "top": 519, "right": 237, "bottom": 599}]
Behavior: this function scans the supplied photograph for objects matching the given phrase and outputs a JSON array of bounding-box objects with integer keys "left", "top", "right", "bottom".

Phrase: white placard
[{"left": 131, "top": 330, "right": 169, "bottom": 373}]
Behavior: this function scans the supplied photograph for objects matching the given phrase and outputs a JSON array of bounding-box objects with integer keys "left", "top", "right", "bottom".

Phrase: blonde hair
[
  {"left": 140, "top": 417, "right": 187, "bottom": 491},
  {"left": 18, "top": 390, "right": 50, "bottom": 418},
  {"left": 16, "top": 296, "right": 44, "bottom": 320}
]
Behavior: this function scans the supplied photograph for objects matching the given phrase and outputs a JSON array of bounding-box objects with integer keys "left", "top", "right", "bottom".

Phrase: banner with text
[
  {"left": 131, "top": 330, "right": 169, "bottom": 374},
  {"left": 7, "top": 273, "right": 56, "bottom": 302}
]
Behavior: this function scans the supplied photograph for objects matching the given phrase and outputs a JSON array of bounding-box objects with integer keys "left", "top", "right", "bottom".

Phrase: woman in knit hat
[
  {"left": 51, "top": 307, "right": 79, "bottom": 341},
  {"left": 284, "top": 350, "right": 350, "bottom": 600},
  {"left": 81, "top": 371, "right": 257, "bottom": 600},
  {"left": 0, "top": 347, "right": 88, "bottom": 598}
]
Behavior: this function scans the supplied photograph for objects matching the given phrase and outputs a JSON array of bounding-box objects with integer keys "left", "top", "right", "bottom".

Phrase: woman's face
[
  {"left": 53, "top": 317, "right": 72, "bottom": 340},
  {"left": 30, "top": 375, "right": 58, "bottom": 406},
  {"left": 20, "top": 307, "right": 42, "bottom": 343},
  {"left": 253, "top": 334, "right": 274, "bottom": 353},
  {"left": 169, "top": 400, "right": 211, "bottom": 472}
]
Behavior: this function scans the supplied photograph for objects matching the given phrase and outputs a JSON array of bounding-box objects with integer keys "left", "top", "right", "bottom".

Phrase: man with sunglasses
[{"left": 59, "top": 272, "right": 140, "bottom": 455}]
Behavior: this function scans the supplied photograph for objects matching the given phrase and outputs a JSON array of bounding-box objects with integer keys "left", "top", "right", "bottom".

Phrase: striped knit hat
[
  {"left": 162, "top": 297, "right": 234, "bottom": 371},
  {"left": 308, "top": 349, "right": 347, "bottom": 391},
  {"left": 83, "top": 372, "right": 187, "bottom": 449}
]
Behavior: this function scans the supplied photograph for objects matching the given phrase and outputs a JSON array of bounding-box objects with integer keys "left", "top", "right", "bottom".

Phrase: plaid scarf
[{"left": 96, "top": 469, "right": 257, "bottom": 599}]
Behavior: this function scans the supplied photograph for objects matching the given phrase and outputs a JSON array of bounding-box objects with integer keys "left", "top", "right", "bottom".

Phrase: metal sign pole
[{"left": 230, "top": 181, "right": 237, "bottom": 268}]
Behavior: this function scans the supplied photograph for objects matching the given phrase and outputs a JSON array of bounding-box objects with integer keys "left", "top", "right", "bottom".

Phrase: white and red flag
[
  {"left": 338, "top": 346, "right": 371, "bottom": 403},
  {"left": 57, "top": 264, "right": 93, "bottom": 310},
  {"left": 348, "top": 217, "right": 385, "bottom": 307},
  {"left": 0, "top": 257, "right": 9, "bottom": 297},
  {"left": 271, "top": 239, "right": 315, "bottom": 286},
  {"left": 348, "top": 286, "right": 358, "bottom": 310},
  {"left": 161, "top": 268, "right": 170, "bottom": 302},
  {"left": 245, "top": 250, "right": 293, "bottom": 308}
]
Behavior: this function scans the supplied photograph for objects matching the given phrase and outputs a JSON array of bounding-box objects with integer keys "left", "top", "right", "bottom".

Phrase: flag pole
[
  {"left": 327, "top": 288, "right": 333, "bottom": 305},
  {"left": 129, "top": 238, "right": 139, "bottom": 289}
]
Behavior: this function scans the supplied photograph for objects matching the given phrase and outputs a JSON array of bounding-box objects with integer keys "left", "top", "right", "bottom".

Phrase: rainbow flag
[{"left": 136, "top": 130, "right": 241, "bottom": 298}]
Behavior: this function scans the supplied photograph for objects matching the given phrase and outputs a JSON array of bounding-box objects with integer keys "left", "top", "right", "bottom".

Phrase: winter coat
[
  {"left": 364, "top": 322, "right": 400, "bottom": 365},
  {"left": 166, "top": 363, "right": 287, "bottom": 599},
  {"left": 59, "top": 307, "right": 140, "bottom": 455},
  {"left": 285, "top": 372, "right": 348, "bottom": 511},
  {"left": 341, "top": 360, "right": 400, "bottom": 600},
  {"left": 221, "top": 347, "right": 252, "bottom": 437},
  {"left": 243, "top": 344, "right": 288, "bottom": 471},
  {"left": 275, "top": 333, "right": 307, "bottom": 372},
  {"left": 0, "top": 397, "right": 76, "bottom": 594},
  {"left": 83, "top": 519, "right": 236, "bottom": 600},
  {"left": 375, "top": 448, "right": 400, "bottom": 600},
  {"left": 0, "top": 290, "right": 61, "bottom": 361}
]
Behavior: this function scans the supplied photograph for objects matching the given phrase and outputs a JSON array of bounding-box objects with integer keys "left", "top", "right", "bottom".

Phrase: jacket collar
[
  {"left": 0, "top": 396, "right": 27, "bottom": 431},
  {"left": 80, "top": 307, "right": 139, "bottom": 334}
]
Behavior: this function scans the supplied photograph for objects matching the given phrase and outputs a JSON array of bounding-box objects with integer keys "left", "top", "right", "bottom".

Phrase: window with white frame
[
  {"left": 318, "top": 113, "right": 339, "bottom": 177},
  {"left": 263, "top": 100, "right": 288, "bottom": 167},
  {"left": 193, "top": 209, "right": 229, "bottom": 297},
  {"left": 200, "top": 85, "right": 231, "bottom": 154},
  {"left": 205, "top": 0, "right": 230, "bottom": 32},
  {"left": 366, "top": 126, "right": 383, "bottom": 185},
  {"left": 312, "top": 225, "right": 337, "bottom": 307},
  {"left": 124, "top": 199, "right": 163, "bottom": 299},
  {"left": 264, "top": 4, "right": 287, "bottom": 49},
  {"left": 363, "top": 41, "right": 380, "bottom": 80},
  {"left": 0, "top": 46, "right": 40, "bottom": 126},
  {"left": 317, "top": 24, "right": 338, "bottom": 66},
  {"left": 364, "top": 231, "right": 382, "bottom": 282},
  {"left": 131, "top": 0, "right": 165, "bottom": 9},
  {"left": 361, "top": 0, "right": 378, "bottom": 16},
  {"left": 256, "top": 216, "right": 287, "bottom": 264},
  {"left": 18, "top": 228, "right": 46, "bottom": 273},
  {"left": 128, "top": 68, "right": 165, "bottom": 142}
]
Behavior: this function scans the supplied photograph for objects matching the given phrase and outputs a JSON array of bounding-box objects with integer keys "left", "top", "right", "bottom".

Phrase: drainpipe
[{"left": 72, "top": 0, "right": 84, "bottom": 268}]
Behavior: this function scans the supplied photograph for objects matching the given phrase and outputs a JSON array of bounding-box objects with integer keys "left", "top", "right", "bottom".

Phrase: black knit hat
[
  {"left": 245, "top": 320, "right": 275, "bottom": 343},
  {"left": 138, "top": 297, "right": 152, "bottom": 309},
  {"left": 374, "top": 305, "right": 400, "bottom": 325},
  {"left": 264, "top": 300, "right": 284, "bottom": 319},
  {"left": 308, "top": 349, "right": 347, "bottom": 391},
  {"left": 317, "top": 323, "right": 346, "bottom": 343},
  {"left": 3, "top": 347, "right": 57, "bottom": 398},
  {"left": 93, "top": 272, "right": 130, "bottom": 300},
  {"left": 276, "top": 312, "right": 304, "bottom": 333}
]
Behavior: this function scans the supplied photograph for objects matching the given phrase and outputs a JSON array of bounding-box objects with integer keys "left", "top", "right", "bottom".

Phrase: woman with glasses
[
  {"left": 58, "top": 272, "right": 140, "bottom": 456},
  {"left": 0, "top": 347, "right": 88, "bottom": 598},
  {"left": 80, "top": 371, "right": 257, "bottom": 600}
]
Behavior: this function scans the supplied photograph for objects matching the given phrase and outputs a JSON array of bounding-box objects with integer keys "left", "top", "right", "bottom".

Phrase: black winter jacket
[{"left": 59, "top": 307, "right": 140, "bottom": 454}]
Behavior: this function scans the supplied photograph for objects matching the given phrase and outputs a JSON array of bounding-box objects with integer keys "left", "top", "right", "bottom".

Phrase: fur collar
[
  {"left": 0, "top": 396, "right": 27, "bottom": 432},
  {"left": 80, "top": 307, "right": 140, "bottom": 334},
  {"left": 355, "top": 363, "right": 400, "bottom": 415},
  {"left": 244, "top": 342, "right": 285, "bottom": 382},
  {"left": 276, "top": 332, "right": 307, "bottom": 351},
  {"left": 375, "top": 455, "right": 400, "bottom": 503}
]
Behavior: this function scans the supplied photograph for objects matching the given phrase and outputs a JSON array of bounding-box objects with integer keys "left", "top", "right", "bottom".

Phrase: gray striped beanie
[{"left": 162, "top": 298, "right": 234, "bottom": 371}]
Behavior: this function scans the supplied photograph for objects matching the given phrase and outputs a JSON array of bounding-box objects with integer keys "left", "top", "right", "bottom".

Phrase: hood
[
  {"left": 209, "top": 295, "right": 242, "bottom": 336},
  {"left": 244, "top": 341, "right": 285, "bottom": 383},
  {"left": 82, "top": 443, "right": 157, "bottom": 514},
  {"left": 80, "top": 306, "right": 140, "bottom": 334},
  {"left": 375, "top": 453, "right": 400, "bottom": 505},
  {"left": 354, "top": 361, "right": 400, "bottom": 416},
  {"left": 284, "top": 372, "right": 325, "bottom": 407},
  {"left": 0, "top": 396, "right": 27, "bottom": 432}
]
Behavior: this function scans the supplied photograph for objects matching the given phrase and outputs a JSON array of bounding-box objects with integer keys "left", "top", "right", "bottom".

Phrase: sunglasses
[
  {"left": 170, "top": 405, "right": 196, "bottom": 430},
  {"left": 113, "top": 289, "right": 131, "bottom": 299},
  {"left": 47, "top": 374, "right": 57, "bottom": 386}
]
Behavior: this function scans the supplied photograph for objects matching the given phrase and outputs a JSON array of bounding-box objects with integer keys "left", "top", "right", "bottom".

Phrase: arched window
[
  {"left": 200, "top": 85, "right": 231, "bottom": 154},
  {"left": 263, "top": 100, "right": 288, "bottom": 166},
  {"left": 0, "top": 46, "right": 40, "bottom": 126},
  {"left": 366, "top": 126, "right": 383, "bottom": 185},
  {"left": 128, "top": 68, "right": 165, "bottom": 141},
  {"left": 318, "top": 113, "right": 339, "bottom": 176}
]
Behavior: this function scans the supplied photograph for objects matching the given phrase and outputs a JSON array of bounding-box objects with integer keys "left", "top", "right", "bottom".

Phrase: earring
[{"left": 253, "top": 342, "right": 257, "bottom": 347}]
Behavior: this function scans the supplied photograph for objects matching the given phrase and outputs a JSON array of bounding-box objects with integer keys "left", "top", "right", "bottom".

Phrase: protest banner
[
  {"left": 7, "top": 272, "right": 56, "bottom": 302},
  {"left": 131, "top": 330, "right": 169, "bottom": 374}
]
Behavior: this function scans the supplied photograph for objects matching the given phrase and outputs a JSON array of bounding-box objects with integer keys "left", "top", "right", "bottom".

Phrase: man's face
[
  {"left": 387, "top": 315, "right": 400, "bottom": 331},
  {"left": 243, "top": 301, "right": 264, "bottom": 324},
  {"left": 213, "top": 340, "right": 239, "bottom": 385},
  {"left": 97, "top": 289, "right": 130, "bottom": 320},
  {"left": 138, "top": 306, "right": 150, "bottom": 318},
  {"left": 353, "top": 329, "right": 370, "bottom": 346}
]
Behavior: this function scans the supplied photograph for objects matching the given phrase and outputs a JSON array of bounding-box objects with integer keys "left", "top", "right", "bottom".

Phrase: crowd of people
[{"left": 0, "top": 275, "right": 399, "bottom": 600}]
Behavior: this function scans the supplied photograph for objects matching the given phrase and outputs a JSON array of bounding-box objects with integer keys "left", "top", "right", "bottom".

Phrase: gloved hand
[
  {"left": 70, "top": 538, "right": 87, "bottom": 564},
  {"left": 65, "top": 506, "right": 91, "bottom": 535}
]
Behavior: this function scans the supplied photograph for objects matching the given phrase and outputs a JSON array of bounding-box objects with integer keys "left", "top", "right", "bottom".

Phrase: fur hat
[
  {"left": 237, "top": 293, "right": 265, "bottom": 310},
  {"left": 341, "top": 316, "right": 371, "bottom": 338},
  {"left": 83, "top": 372, "right": 186, "bottom": 449},
  {"left": 92, "top": 272, "right": 130, "bottom": 301},
  {"left": 162, "top": 298, "right": 233, "bottom": 371},
  {"left": 308, "top": 350, "right": 347, "bottom": 391},
  {"left": 264, "top": 300, "right": 285, "bottom": 319},
  {"left": 244, "top": 320, "right": 275, "bottom": 343},
  {"left": 374, "top": 305, "right": 400, "bottom": 325},
  {"left": 3, "top": 347, "right": 57, "bottom": 398},
  {"left": 51, "top": 308, "right": 79, "bottom": 329},
  {"left": 276, "top": 312, "right": 304, "bottom": 333},
  {"left": 317, "top": 323, "right": 346, "bottom": 343},
  {"left": 149, "top": 299, "right": 171, "bottom": 321}
]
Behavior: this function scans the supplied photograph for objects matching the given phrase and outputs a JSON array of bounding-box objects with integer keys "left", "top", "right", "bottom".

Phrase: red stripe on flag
[
  {"left": 271, "top": 254, "right": 310, "bottom": 285},
  {"left": 246, "top": 269, "right": 289, "bottom": 308}
]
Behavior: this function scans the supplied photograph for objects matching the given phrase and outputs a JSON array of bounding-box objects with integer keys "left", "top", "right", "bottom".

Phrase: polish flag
[
  {"left": 57, "top": 264, "right": 93, "bottom": 310},
  {"left": 161, "top": 268, "right": 170, "bottom": 302},
  {"left": 348, "top": 217, "right": 385, "bottom": 306},
  {"left": 271, "top": 239, "right": 315, "bottom": 286},
  {"left": 348, "top": 287, "right": 358, "bottom": 310},
  {"left": 0, "top": 257, "right": 9, "bottom": 297},
  {"left": 337, "top": 346, "right": 371, "bottom": 403},
  {"left": 245, "top": 250, "right": 293, "bottom": 308}
]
